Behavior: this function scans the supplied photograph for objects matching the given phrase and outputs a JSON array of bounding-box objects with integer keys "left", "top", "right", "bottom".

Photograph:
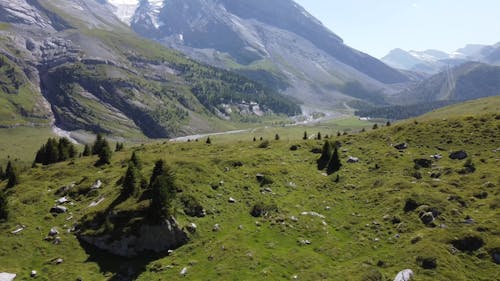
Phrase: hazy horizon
[{"left": 294, "top": 0, "right": 500, "bottom": 58}]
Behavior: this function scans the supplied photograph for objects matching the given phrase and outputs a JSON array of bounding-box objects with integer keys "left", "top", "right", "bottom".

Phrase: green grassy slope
[
  {"left": 416, "top": 96, "right": 500, "bottom": 121},
  {"left": 0, "top": 112, "right": 498, "bottom": 280}
]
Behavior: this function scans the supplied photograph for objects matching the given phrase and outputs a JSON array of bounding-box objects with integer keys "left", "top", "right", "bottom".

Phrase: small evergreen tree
[
  {"left": 337, "top": 131, "right": 341, "bottom": 137},
  {"left": 95, "top": 139, "right": 112, "bottom": 166},
  {"left": 327, "top": 146, "right": 342, "bottom": 175},
  {"left": 5, "top": 161, "right": 14, "bottom": 180},
  {"left": 386, "top": 121, "right": 391, "bottom": 127},
  {"left": 130, "top": 151, "right": 142, "bottom": 170},
  {"left": 0, "top": 165, "right": 4, "bottom": 181},
  {"left": 253, "top": 137, "right": 256, "bottom": 142},
  {"left": 6, "top": 166, "right": 19, "bottom": 189},
  {"left": 275, "top": 134, "right": 280, "bottom": 141},
  {"left": 149, "top": 159, "right": 166, "bottom": 189},
  {"left": 122, "top": 163, "right": 140, "bottom": 198},
  {"left": 92, "top": 133, "right": 105, "bottom": 155},
  {"left": 303, "top": 131, "right": 308, "bottom": 140},
  {"left": 206, "top": 137, "right": 211, "bottom": 144},
  {"left": 361, "top": 128, "right": 366, "bottom": 132},
  {"left": 372, "top": 124, "right": 379, "bottom": 130},
  {"left": 82, "top": 144, "right": 91, "bottom": 157},
  {"left": 317, "top": 132, "right": 322, "bottom": 140},
  {"left": 115, "top": 142, "right": 124, "bottom": 152},
  {"left": 317, "top": 141, "right": 333, "bottom": 170},
  {"left": 150, "top": 164, "right": 176, "bottom": 221},
  {"left": 0, "top": 190, "right": 7, "bottom": 221}
]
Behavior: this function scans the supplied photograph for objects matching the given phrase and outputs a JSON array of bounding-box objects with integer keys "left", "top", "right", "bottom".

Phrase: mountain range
[
  {"left": 106, "top": 0, "right": 412, "bottom": 108},
  {"left": 382, "top": 43, "right": 500, "bottom": 74}
]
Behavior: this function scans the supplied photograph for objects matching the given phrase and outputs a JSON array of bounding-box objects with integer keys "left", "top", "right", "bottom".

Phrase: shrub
[
  {"left": 275, "top": 134, "right": 280, "bottom": 141},
  {"left": 206, "top": 137, "right": 212, "bottom": 144},
  {"left": 303, "top": 131, "right": 308, "bottom": 140},
  {"left": 250, "top": 202, "right": 278, "bottom": 217},
  {"left": 258, "top": 140, "right": 270, "bottom": 148},
  {"left": 95, "top": 141, "right": 112, "bottom": 166},
  {"left": 129, "top": 151, "right": 142, "bottom": 169},
  {"left": 181, "top": 195, "right": 205, "bottom": 217},
  {"left": 82, "top": 144, "right": 91, "bottom": 156}
]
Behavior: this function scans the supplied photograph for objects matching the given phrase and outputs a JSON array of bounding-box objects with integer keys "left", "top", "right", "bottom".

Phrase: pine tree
[
  {"left": 317, "top": 141, "right": 333, "bottom": 170},
  {"left": 92, "top": 133, "right": 105, "bottom": 155},
  {"left": 275, "top": 134, "right": 280, "bottom": 141},
  {"left": 372, "top": 124, "right": 379, "bottom": 130},
  {"left": 95, "top": 139, "right": 112, "bottom": 166},
  {"left": 115, "top": 142, "right": 124, "bottom": 152},
  {"left": 303, "top": 131, "right": 308, "bottom": 140},
  {"left": 5, "top": 162, "right": 19, "bottom": 189},
  {"left": 82, "top": 144, "right": 91, "bottom": 156},
  {"left": 44, "top": 138, "right": 59, "bottom": 165},
  {"left": 58, "top": 138, "right": 71, "bottom": 161},
  {"left": 122, "top": 163, "right": 140, "bottom": 198},
  {"left": 0, "top": 165, "right": 4, "bottom": 181},
  {"left": 0, "top": 190, "right": 8, "bottom": 221},
  {"left": 130, "top": 151, "right": 142, "bottom": 170},
  {"left": 150, "top": 166, "right": 176, "bottom": 221},
  {"left": 253, "top": 137, "right": 256, "bottom": 142},
  {"left": 327, "top": 146, "right": 342, "bottom": 175},
  {"left": 317, "top": 132, "right": 322, "bottom": 140},
  {"left": 206, "top": 137, "right": 211, "bottom": 144},
  {"left": 149, "top": 159, "right": 165, "bottom": 189},
  {"left": 386, "top": 121, "right": 391, "bottom": 127}
]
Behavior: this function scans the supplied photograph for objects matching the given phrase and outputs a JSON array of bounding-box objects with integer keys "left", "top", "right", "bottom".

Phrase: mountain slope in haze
[
  {"left": 0, "top": 0, "right": 300, "bottom": 141},
  {"left": 395, "top": 62, "right": 500, "bottom": 105},
  {"left": 382, "top": 43, "right": 500, "bottom": 74},
  {"left": 107, "top": 0, "right": 411, "bottom": 108}
]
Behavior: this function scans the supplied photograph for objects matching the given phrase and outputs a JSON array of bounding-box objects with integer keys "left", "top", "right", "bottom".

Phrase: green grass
[
  {"left": 0, "top": 126, "right": 54, "bottom": 166},
  {"left": 0, "top": 112, "right": 498, "bottom": 280},
  {"left": 416, "top": 96, "right": 500, "bottom": 121}
]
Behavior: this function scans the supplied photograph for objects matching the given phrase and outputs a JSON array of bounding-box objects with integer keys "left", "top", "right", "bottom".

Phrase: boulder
[
  {"left": 50, "top": 205, "right": 67, "bottom": 214},
  {"left": 451, "top": 236, "right": 484, "bottom": 253},
  {"left": 0, "top": 273, "right": 16, "bottom": 281},
  {"left": 30, "top": 270, "right": 37, "bottom": 277},
  {"left": 417, "top": 256, "right": 437, "bottom": 269},
  {"left": 430, "top": 154, "right": 443, "bottom": 160},
  {"left": 186, "top": 223, "right": 197, "bottom": 234},
  {"left": 212, "top": 224, "right": 221, "bottom": 232},
  {"left": 347, "top": 156, "right": 359, "bottom": 163},
  {"left": 56, "top": 197, "right": 69, "bottom": 204},
  {"left": 449, "top": 150, "right": 468, "bottom": 160},
  {"left": 413, "top": 158, "right": 432, "bottom": 168},
  {"left": 91, "top": 180, "right": 102, "bottom": 189},
  {"left": 393, "top": 269, "right": 414, "bottom": 281},
  {"left": 180, "top": 267, "right": 188, "bottom": 276},
  {"left": 491, "top": 249, "right": 500, "bottom": 264},
  {"left": 419, "top": 212, "right": 435, "bottom": 225},
  {"left": 78, "top": 218, "right": 188, "bottom": 258},
  {"left": 48, "top": 227, "right": 59, "bottom": 236},
  {"left": 228, "top": 197, "right": 236, "bottom": 203},
  {"left": 394, "top": 143, "right": 408, "bottom": 150}
]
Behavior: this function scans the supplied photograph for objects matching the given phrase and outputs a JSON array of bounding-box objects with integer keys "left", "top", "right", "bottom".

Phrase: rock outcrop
[{"left": 79, "top": 218, "right": 188, "bottom": 258}]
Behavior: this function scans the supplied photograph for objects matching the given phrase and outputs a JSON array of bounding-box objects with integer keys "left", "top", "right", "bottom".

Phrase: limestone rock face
[{"left": 79, "top": 218, "right": 188, "bottom": 258}]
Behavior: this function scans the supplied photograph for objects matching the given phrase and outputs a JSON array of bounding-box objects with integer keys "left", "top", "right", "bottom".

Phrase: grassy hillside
[
  {"left": 416, "top": 96, "right": 500, "bottom": 121},
  {"left": 0, "top": 111, "right": 498, "bottom": 280}
]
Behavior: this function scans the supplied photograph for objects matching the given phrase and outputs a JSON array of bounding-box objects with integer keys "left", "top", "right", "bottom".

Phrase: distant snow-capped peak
[{"left": 107, "top": 0, "right": 165, "bottom": 27}]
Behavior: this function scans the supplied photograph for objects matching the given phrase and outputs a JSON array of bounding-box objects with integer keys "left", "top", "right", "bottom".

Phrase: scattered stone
[
  {"left": 0, "top": 273, "right": 17, "bottom": 281},
  {"left": 91, "top": 180, "right": 102, "bottom": 189},
  {"left": 414, "top": 158, "right": 432, "bottom": 168},
  {"left": 347, "top": 156, "right": 359, "bottom": 163},
  {"left": 394, "top": 143, "right": 408, "bottom": 150},
  {"left": 482, "top": 182, "right": 495, "bottom": 188},
  {"left": 11, "top": 225, "right": 26, "bottom": 235},
  {"left": 256, "top": 174, "right": 264, "bottom": 182},
  {"left": 180, "top": 267, "right": 188, "bottom": 276},
  {"left": 404, "top": 198, "right": 419, "bottom": 212},
  {"left": 262, "top": 187, "right": 273, "bottom": 193},
  {"left": 56, "top": 197, "right": 69, "bottom": 204},
  {"left": 325, "top": 206, "right": 331, "bottom": 210},
  {"left": 298, "top": 239, "right": 311, "bottom": 245},
  {"left": 30, "top": 270, "right": 37, "bottom": 278},
  {"left": 186, "top": 223, "right": 197, "bottom": 234},
  {"left": 53, "top": 236, "right": 62, "bottom": 245},
  {"left": 449, "top": 150, "right": 468, "bottom": 160},
  {"left": 290, "top": 145, "right": 299, "bottom": 151},
  {"left": 50, "top": 205, "right": 67, "bottom": 214},
  {"left": 212, "top": 224, "right": 220, "bottom": 232},
  {"left": 228, "top": 197, "right": 236, "bottom": 203},
  {"left": 430, "top": 154, "right": 443, "bottom": 160},
  {"left": 430, "top": 172, "right": 441, "bottom": 179},
  {"left": 55, "top": 258, "right": 63, "bottom": 265},
  {"left": 48, "top": 227, "right": 59, "bottom": 236},
  {"left": 393, "top": 269, "right": 413, "bottom": 281},
  {"left": 224, "top": 167, "right": 230, "bottom": 172},
  {"left": 89, "top": 197, "right": 105, "bottom": 207},
  {"left": 238, "top": 225, "right": 244, "bottom": 230},
  {"left": 300, "top": 211, "right": 325, "bottom": 219},
  {"left": 491, "top": 249, "right": 500, "bottom": 264},
  {"left": 290, "top": 216, "right": 298, "bottom": 222},
  {"left": 419, "top": 212, "right": 435, "bottom": 225}
]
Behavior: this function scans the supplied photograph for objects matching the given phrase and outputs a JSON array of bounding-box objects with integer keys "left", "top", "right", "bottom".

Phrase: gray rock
[
  {"left": 420, "top": 212, "right": 435, "bottom": 225},
  {"left": 212, "top": 224, "right": 221, "bottom": 232},
  {"left": 0, "top": 273, "right": 17, "bottom": 281},
  {"left": 393, "top": 269, "right": 413, "bottom": 281},
  {"left": 228, "top": 197, "right": 236, "bottom": 203},
  {"left": 186, "top": 223, "right": 197, "bottom": 234},
  {"left": 347, "top": 156, "right": 359, "bottom": 163},
  {"left": 48, "top": 227, "right": 59, "bottom": 236},
  {"left": 394, "top": 143, "right": 408, "bottom": 150},
  {"left": 79, "top": 218, "right": 188, "bottom": 258},
  {"left": 449, "top": 150, "right": 468, "bottom": 160},
  {"left": 30, "top": 270, "right": 37, "bottom": 277},
  {"left": 180, "top": 267, "right": 188, "bottom": 276},
  {"left": 91, "top": 180, "right": 102, "bottom": 189},
  {"left": 50, "top": 205, "right": 67, "bottom": 214},
  {"left": 55, "top": 258, "right": 63, "bottom": 264}
]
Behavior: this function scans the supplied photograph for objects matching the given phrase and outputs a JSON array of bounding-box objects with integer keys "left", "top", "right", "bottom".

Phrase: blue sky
[{"left": 294, "top": 0, "right": 500, "bottom": 58}]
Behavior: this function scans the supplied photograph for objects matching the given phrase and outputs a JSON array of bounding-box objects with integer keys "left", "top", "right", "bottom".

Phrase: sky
[{"left": 293, "top": 0, "right": 500, "bottom": 58}]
